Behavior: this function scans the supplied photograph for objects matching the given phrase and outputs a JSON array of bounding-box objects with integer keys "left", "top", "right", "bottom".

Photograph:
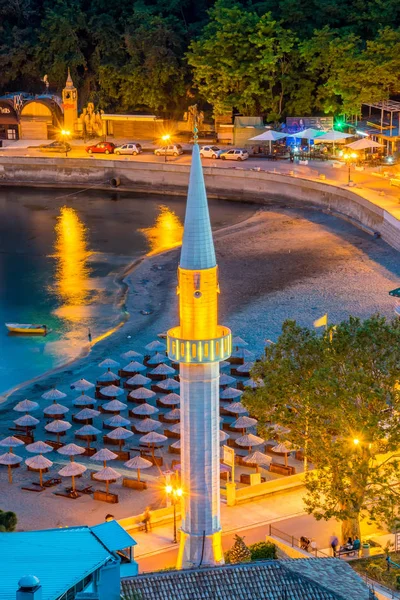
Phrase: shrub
[
  {"left": 249, "top": 541, "right": 277, "bottom": 561},
  {"left": 0, "top": 510, "right": 17, "bottom": 532},
  {"left": 228, "top": 534, "right": 252, "bottom": 564}
]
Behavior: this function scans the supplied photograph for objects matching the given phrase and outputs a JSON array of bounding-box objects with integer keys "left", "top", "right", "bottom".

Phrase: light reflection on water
[{"left": 140, "top": 205, "right": 183, "bottom": 255}]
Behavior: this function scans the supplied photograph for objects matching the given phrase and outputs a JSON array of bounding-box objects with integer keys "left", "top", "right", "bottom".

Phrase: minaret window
[{"left": 194, "top": 273, "right": 201, "bottom": 290}]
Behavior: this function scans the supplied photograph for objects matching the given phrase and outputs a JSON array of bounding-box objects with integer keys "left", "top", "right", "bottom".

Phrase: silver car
[
  {"left": 154, "top": 144, "right": 183, "bottom": 157},
  {"left": 114, "top": 143, "right": 142, "bottom": 156},
  {"left": 200, "top": 145, "right": 222, "bottom": 159},
  {"left": 220, "top": 148, "right": 249, "bottom": 161}
]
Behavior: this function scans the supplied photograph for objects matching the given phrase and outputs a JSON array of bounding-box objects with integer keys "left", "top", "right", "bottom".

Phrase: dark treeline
[{"left": 1, "top": 0, "right": 400, "bottom": 118}]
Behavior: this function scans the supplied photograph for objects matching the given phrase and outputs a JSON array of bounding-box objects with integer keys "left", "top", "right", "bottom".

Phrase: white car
[
  {"left": 200, "top": 145, "right": 222, "bottom": 159},
  {"left": 220, "top": 149, "right": 249, "bottom": 161},
  {"left": 114, "top": 143, "right": 142, "bottom": 156},
  {"left": 154, "top": 144, "right": 183, "bottom": 157}
]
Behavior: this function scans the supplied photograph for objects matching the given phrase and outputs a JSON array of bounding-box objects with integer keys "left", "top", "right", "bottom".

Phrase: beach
[{"left": 0, "top": 200, "right": 399, "bottom": 531}]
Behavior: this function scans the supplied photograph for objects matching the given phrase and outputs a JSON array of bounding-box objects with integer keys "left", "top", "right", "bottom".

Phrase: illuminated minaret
[{"left": 167, "top": 135, "right": 232, "bottom": 569}]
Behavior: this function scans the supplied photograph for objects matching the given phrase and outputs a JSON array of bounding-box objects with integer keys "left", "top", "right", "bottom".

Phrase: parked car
[
  {"left": 86, "top": 142, "right": 115, "bottom": 155},
  {"left": 200, "top": 146, "right": 222, "bottom": 159},
  {"left": 39, "top": 141, "right": 71, "bottom": 153},
  {"left": 154, "top": 144, "right": 183, "bottom": 157},
  {"left": 220, "top": 148, "right": 249, "bottom": 161},
  {"left": 114, "top": 143, "right": 142, "bottom": 156}
]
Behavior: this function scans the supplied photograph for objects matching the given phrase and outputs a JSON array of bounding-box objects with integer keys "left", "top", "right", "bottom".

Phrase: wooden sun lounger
[
  {"left": 22, "top": 486, "right": 44, "bottom": 492},
  {"left": 54, "top": 491, "right": 80, "bottom": 500},
  {"left": 71, "top": 485, "right": 93, "bottom": 495}
]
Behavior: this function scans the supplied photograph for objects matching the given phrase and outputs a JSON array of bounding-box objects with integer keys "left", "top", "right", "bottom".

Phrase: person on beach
[
  {"left": 143, "top": 506, "right": 151, "bottom": 533},
  {"left": 88, "top": 328, "right": 92, "bottom": 343}
]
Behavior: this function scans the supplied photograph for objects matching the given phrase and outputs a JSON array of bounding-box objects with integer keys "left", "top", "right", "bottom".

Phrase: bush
[
  {"left": 0, "top": 510, "right": 17, "bottom": 532},
  {"left": 249, "top": 541, "right": 277, "bottom": 561},
  {"left": 227, "top": 534, "right": 252, "bottom": 564}
]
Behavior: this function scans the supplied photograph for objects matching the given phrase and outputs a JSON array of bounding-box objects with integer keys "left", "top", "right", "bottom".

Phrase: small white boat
[{"left": 5, "top": 323, "right": 49, "bottom": 335}]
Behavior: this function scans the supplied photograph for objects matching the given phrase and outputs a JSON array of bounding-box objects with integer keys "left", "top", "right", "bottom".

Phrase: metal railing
[{"left": 269, "top": 524, "right": 331, "bottom": 559}]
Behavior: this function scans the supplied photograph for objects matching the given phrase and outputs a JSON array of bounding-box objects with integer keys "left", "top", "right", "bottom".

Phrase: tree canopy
[{"left": 243, "top": 316, "right": 400, "bottom": 541}]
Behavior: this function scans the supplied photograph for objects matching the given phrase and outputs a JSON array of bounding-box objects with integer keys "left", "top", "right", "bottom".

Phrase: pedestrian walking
[
  {"left": 88, "top": 328, "right": 92, "bottom": 343},
  {"left": 143, "top": 506, "right": 151, "bottom": 533},
  {"left": 329, "top": 534, "right": 339, "bottom": 556}
]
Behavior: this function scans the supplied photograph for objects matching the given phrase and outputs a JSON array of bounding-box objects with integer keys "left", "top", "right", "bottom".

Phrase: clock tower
[{"left": 62, "top": 68, "right": 78, "bottom": 135}]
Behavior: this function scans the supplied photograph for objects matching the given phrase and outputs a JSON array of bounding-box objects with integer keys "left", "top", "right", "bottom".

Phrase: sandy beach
[{"left": 0, "top": 202, "right": 399, "bottom": 531}]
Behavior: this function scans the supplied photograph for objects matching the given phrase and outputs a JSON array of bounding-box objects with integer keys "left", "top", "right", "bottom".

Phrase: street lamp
[
  {"left": 61, "top": 129, "right": 71, "bottom": 158},
  {"left": 343, "top": 152, "right": 357, "bottom": 185},
  {"left": 165, "top": 482, "right": 182, "bottom": 543},
  {"left": 162, "top": 134, "right": 171, "bottom": 163}
]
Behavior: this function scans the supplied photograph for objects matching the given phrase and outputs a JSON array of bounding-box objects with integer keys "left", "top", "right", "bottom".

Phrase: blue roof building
[{"left": 1, "top": 520, "right": 137, "bottom": 600}]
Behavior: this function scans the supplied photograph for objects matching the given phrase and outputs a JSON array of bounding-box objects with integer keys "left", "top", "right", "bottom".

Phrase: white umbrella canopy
[
  {"left": 157, "top": 393, "right": 180, "bottom": 406},
  {"left": 14, "top": 414, "right": 39, "bottom": 428},
  {"left": 122, "top": 361, "right": 147, "bottom": 373},
  {"left": 74, "top": 408, "right": 100, "bottom": 421},
  {"left": 124, "top": 455, "right": 152, "bottom": 482},
  {"left": 147, "top": 352, "right": 169, "bottom": 365},
  {"left": 92, "top": 448, "right": 118, "bottom": 463},
  {"left": 139, "top": 431, "right": 167, "bottom": 457},
  {"left": 106, "top": 427, "right": 134, "bottom": 449},
  {"left": 45, "top": 419, "right": 72, "bottom": 444},
  {"left": 224, "top": 402, "right": 248, "bottom": 415},
  {"left": 346, "top": 138, "right": 383, "bottom": 150},
  {"left": 25, "top": 454, "right": 53, "bottom": 486},
  {"left": 57, "top": 443, "right": 85, "bottom": 458},
  {"left": 235, "top": 433, "right": 264, "bottom": 448},
  {"left": 121, "top": 350, "right": 144, "bottom": 361},
  {"left": 145, "top": 340, "right": 166, "bottom": 353},
  {"left": 220, "top": 387, "right": 243, "bottom": 400},
  {"left": 73, "top": 394, "right": 97, "bottom": 407},
  {"left": 26, "top": 441, "right": 53, "bottom": 454},
  {"left": 97, "top": 370, "right": 119, "bottom": 383},
  {"left": 41, "top": 388, "right": 67, "bottom": 401},
  {"left": 164, "top": 408, "right": 181, "bottom": 421},
  {"left": 131, "top": 403, "right": 159, "bottom": 416},
  {"left": 0, "top": 436, "right": 25, "bottom": 450},
  {"left": 43, "top": 402, "right": 69, "bottom": 417},
  {"left": 93, "top": 466, "right": 121, "bottom": 493},
  {"left": 156, "top": 378, "right": 180, "bottom": 392},
  {"left": 232, "top": 416, "right": 258, "bottom": 430},
  {"left": 14, "top": 399, "right": 39, "bottom": 413},
  {"left": 70, "top": 378, "right": 95, "bottom": 392},
  {"left": 149, "top": 364, "right": 176, "bottom": 376},
  {"left": 102, "top": 399, "right": 127, "bottom": 412},
  {"left": 134, "top": 418, "right": 162, "bottom": 433},
  {"left": 126, "top": 374, "right": 151, "bottom": 387},
  {"left": 98, "top": 358, "right": 120, "bottom": 369},
  {"left": 249, "top": 130, "right": 290, "bottom": 153},
  {"left": 99, "top": 385, "right": 124, "bottom": 399},
  {"left": 243, "top": 450, "right": 272, "bottom": 472},
  {"left": 219, "top": 374, "right": 236, "bottom": 387},
  {"left": 59, "top": 462, "right": 86, "bottom": 477},
  {"left": 315, "top": 130, "right": 353, "bottom": 142},
  {"left": 104, "top": 414, "right": 131, "bottom": 428},
  {"left": 0, "top": 452, "right": 22, "bottom": 483},
  {"left": 129, "top": 387, "right": 156, "bottom": 400}
]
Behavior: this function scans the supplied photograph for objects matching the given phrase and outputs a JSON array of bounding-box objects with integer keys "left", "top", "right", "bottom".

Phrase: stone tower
[
  {"left": 167, "top": 142, "right": 232, "bottom": 569},
  {"left": 62, "top": 68, "right": 78, "bottom": 134}
]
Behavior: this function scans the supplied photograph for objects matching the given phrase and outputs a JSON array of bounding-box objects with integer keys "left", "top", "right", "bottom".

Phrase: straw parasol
[
  {"left": 170, "top": 439, "right": 181, "bottom": 450},
  {"left": 149, "top": 364, "right": 175, "bottom": 378},
  {"left": 74, "top": 408, "right": 100, "bottom": 423},
  {"left": 99, "top": 385, "right": 124, "bottom": 399},
  {"left": 26, "top": 441, "right": 53, "bottom": 454},
  {"left": 0, "top": 452, "right": 22, "bottom": 483},
  {"left": 224, "top": 402, "right": 248, "bottom": 416},
  {"left": 243, "top": 451, "right": 272, "bottom": 473},
  {"left": 124, "top": 455, "right": 152, "bottom": 482},
  {"left": 168, "top": 423, "right": 181, "bottom": 435},
  {"left": 232, "top": 336, "right": 249, "bottom": 349},
  {"left": 14, "top": 414, "right": 39, "bottom": 435},
  {"left": 97, "top": 370, "right": 119, "bottom": 384},
  {"left": 236, "top": 362, "right": 254, "bottom": 375},
  {"left": 220, "top": 387, "right": 243, "bottom": 401},
  {"left": 104, "top": 414, "right": 130, "bottom": 428},
  {"left": 134, "top": 418, "right": 162, "bottom": 433},
  {"left": 271, "top": 442, "right": 293, "bottom": 467},
  {"left": 243, "top": 378, "right": 264, "bottom": 389},
  {"left": 219, "top": 361, "right": 230, "bottom": 370},
  {"left": 73, "top": 394, "right": 97, "bottom": 407},
  {"left": 121, "top": 350, "right": 144, "bottom": 361},
  {"left": 270, "top": 424, "right": 291, "bottom": 436},
  {"left": 164, "top": 408, "right": 181, "bottom": 422},
  {"left": 92, "top": 466, "right": 121, "bottom": 494},
  {"left": 25, "top": 454, "right": 53, "bottom": 486},
  {"left": 125, "top": 374, "right": 151, "bottom": 389},
  {"left": 219, "top": 430, "right": 229, "bottom": 443},
  {"left": 219, "top": 374, "right": 236, "bottom": 387},
  {"left": 235, "top": 433, "right": 264, "bottom": 451},
  {"left": 102, "top": 399, "right": 127, "bottom": 413},
  {"left": 145, "top": 340, "right": 166, "bottom": 353},
  {"left": 231, "top": 348, "right": 256, "bottom": 362},
  {"left": 128, "top": 387, "right": 156, "bottom": 402},
  {"left": 105, "top": 426, "right": 133, "bottom": 450},
  {"left": 0, "top": 436, "right": 25, "bottom": 452},
  {"left": 232, "top": 416, "right": 258, "bottom": 433},
  {"left": 92, "top": 448, "right": 118, "bottom": 467},
  {"left": 157, "top": 393, "right": 180, "bottom": 407},
  {"left": 139, "top": 431, "right": 167, "bottom": 458},
  {"left": 45, "top": 419, "right": 72, "bottom": 444},
  {"left": 147, "top": 352, "right": 169, "bottom": 365},
  {"left": 41, "top": 388, "right": 67, "bottom": 401},
  {"left": 57, "top": 443, "right": 85, "bottom": 461},
  {"left": 43, "top": 401, "right": 69, "bottom": 419},
  {"left": 13, "top": 399, "right": 39, "bottom": 413},
  {"left": 70, "top": 378, "right": 95, "bottom": 392},
  {"left": 131, "top": 403, "right": 159, "bottom": 417},
  {"left": 58, "top": 462, "right": 87, "bottom": 494},
  {"left": 75, "top": 424, "right": 101, "bottom": 449},
  {"left": 121, "top": 361, "right": 147, "bottom": 374},
  {"left": 156, "top": 378, "right": 180, "bottom": 392},
  {"left": 98, "top": 358, "right": 120, "bottom": 369}
]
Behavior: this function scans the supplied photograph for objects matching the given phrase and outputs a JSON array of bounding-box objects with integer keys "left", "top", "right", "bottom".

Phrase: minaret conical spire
[
  {"left": 65, "top": 68, "right": 74, "bottom": 89},
  {"left": 179, "top": 144, "right": 216, "bottom": 271}
]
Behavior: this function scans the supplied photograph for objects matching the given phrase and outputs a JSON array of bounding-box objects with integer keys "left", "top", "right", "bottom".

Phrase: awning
[
  {"left": 91, "top": 520, "right": 137, "bottom": 551},
  {"left": 0, "top": 113, "right": 18, "bottom": 125}
]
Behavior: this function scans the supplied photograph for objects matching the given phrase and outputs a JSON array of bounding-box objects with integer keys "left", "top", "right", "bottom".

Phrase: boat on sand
[{"left": 5, "top": 323, "right": 49, "bottom": 335}]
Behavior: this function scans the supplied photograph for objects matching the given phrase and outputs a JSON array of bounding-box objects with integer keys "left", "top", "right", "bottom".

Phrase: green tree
[
  {"left": 0, "top": 510, "right": 17, "bottom": 531},
  {"left": 227, "top": 534, "right": 252, "bottom": 564},
  {"left": 244, "top": 316, "right": 400, "bottom": 542}
]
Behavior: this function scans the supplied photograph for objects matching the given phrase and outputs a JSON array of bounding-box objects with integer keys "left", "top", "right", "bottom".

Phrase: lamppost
[
  {"left": 61, "top": 129, "right": 71, "bottom": 158},
  {"left": 343, "top": 152, "right": 357, "bottom": 185},
  {"left": 162, "top": 134, "right": 171, "bottom": 163},
  {"left": 165, "top": 482, "right": 182, "bottom": 543}
]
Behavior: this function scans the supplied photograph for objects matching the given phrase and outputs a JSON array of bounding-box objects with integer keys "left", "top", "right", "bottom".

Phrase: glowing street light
[
  {"left": 343, "top": 152, "right": 357, "bottom": 185},
  {"left": 353, "top": 438, "right": 360, "bottom": 446},
  {"left": 165, "top": 482, "right": 183, "bottom": 543},
  {"left": 162, "top": 134, "right": 171, "bottom": 163},
  {"left": 61, "top": 129, "right": 71, "bottom": 157}
]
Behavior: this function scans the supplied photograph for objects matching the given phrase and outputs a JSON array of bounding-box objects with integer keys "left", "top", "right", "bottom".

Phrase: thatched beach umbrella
[
  {"left": 134, "top": 418, "right": 162, "bottom": 434},
  {"left": 41, "top": 388, "right": 67, "bottom": 401},
  {"left": 104, "top": 414, "right": 130, "bottom": 429},
  {"left": 93, "top": 466, "right": 121, "bottom": 494},
  {"left": 219, "top": 361, "right": 231, "bottom": 370},
  {"left": 149, "top": 364, "right": 175, "bottom": 380},
  {"left": 131, "top": 403, "right": 159, "bottom": 418},
  {"left": 120, "top": 361, "right": 147, "bottom": 377},
  {"left": 99, "top": 385, "right": 124, "bottom": 399},
  {"left": 270, "top": 424, "right": 291, "bottom": 436},
  {"left": 156, "top": 378, "right": 180, "bottom": 393},
  {"left": 168, "top": 423, "right": 181, "bottom": 436},
  {"left": 73, "top": 394, "right": 97, "bottom": 408},
  {"left": 243, "top": 378, "right": 264, "bottom": 389},
  {"left": 97, "top": 370, "right": 120, "bottom": 386},
  {"left": 128, "top": 387, "right": 156, "bottom": 403},
  {"left": 0, "top": 452, "right": 23, "bottom": 483},
  {"left": 75, "top": 424, "right": 101, "bottom": 449},
  {"left": 145, "top": 340, "right": 166, "bottom": 353},
  {"left": 102, "top": 399, "right": 127, "bottom": 414},
  {"left": 157, "top": 393, "right": 180, "bottom": 407},
  {"left": 219, "top": 430, "right": 230, "bottom": 443},
  {"left": 13, "top": 399, "right": 39, "bottom": 413},
  {"left": 170, "top": 439, "right": 181, "bottom": 451},
  {"left": 25, "top": 454, "right": 53, "bottom": 487},
  {"left": 26, "top": 441, "right": 53, "bottom": 454},
  {"left": 70, "top": 378, "right": 95, "bottom": 392},
  {"left": 58, "top": 462, "right": 87, "bottom": 494},
  {"left": 105, "top": 426, "right": 133, "bottom": 450},
  {"left": 43, "top": 401, "right": 69, "bottom": 419},
  {"left": 14, "top": 414, "right": 39, "bottom": 435},
  {"left": 232, "top": 336, "right": 249, "bottom": 350},
  {"left": 271, "top": 442, "right": 293, "bottom": 467},
  {"left": 220, "top": 387, "right": 243, "bottom": 401},
  {"left": 139, "top": 431, "right": 167, "bottom": 458},
  {"left": 236, "top": 362, "right": 255, "bottom": 376},
  {"left": 147, "top": 352, "right": 169, "bottom": 366},
  {"left": 121, "top": 350, "right": 144, "bottom": 361},
  {"left": 224, "top": 402, "right": 247, "bottom": 416},
  {"left": 0, "top": 436, "right": 25, "bottom": 453},
  {"left": 164, "top": 408, "right": 180, "bottom": 422},
  {"left": 74, "top": 408, "right": 100, "bottom": 423},
  {"left": 243, "top": 451, "right": 272, "bottom": 473},
  {"left": 45, "top": 419, "right": 71, "bottom": 444},
  {"left": 57, "top": 443, "right": 85, "bottom": 462},
  {"left": 219, "top": 374, "right": 236, "bottom": 388},
  {"left": 231, "top": 348, "right": 255, "bottom": 363},
  {"left": 92, "top": 447, "right": 118, "bottom": 467},
  {"left": 125, "top": 374, "right": 151, "bottom": 390},
  {"left": 232, "top": 416, "right": 258, "bottom": 434},
  {"left": 235, "top": 433, "right": 264, "bottom": 452},
  {"left": 98, "top": 358, "right": 120, "bottom": 369},
  {"left": 124, "top": 455, "right": 152, "bottom": 482}
]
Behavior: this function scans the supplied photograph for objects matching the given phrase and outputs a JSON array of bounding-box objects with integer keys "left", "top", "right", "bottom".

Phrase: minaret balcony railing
[{"left": 167, "top": 326, "right": 231, "bottom": 364}]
